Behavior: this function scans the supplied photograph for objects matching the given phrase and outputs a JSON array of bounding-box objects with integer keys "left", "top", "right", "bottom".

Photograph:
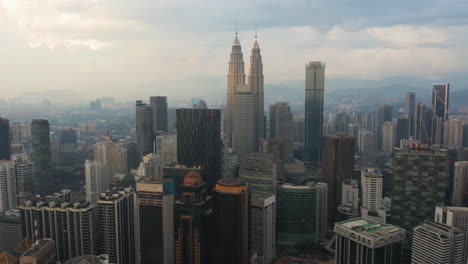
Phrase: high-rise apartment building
[
  {"left": 0, "top": 160, "right": 16, "bottom": 213},
  {"left": 444, "top": 118, "right": 463, "bottom": 150},
  {"left": 435, "top": 206, "right": 468, "bottom": 264},
  {"left": 248, "top": 35, "right": 265, "bottom": 144},
  {"left": 20, "top": 193, "right": 99, "bottom": 262},
  {"left": 277, "top": 182, "right": 328, "bottom": 244},
  {"left": 174, "top": 172, "right": 212, "bottom": 264},
  {"left": 232, "top": 84, "right": 256, "bottom": 156},
  {"left": 98, "top": 187, "right": 136, "bottom": 264},
  {"left": 335, "top": 218, "right": 405, "bottom": 264},
  {"left": 150, "top": 96, "right": 168, "bottom": 133},
  {"left": 209, "top": 178, "right": 249, "bottom": 264},
  {"left": 304, "top": 61, "right": 325, "bottom": 168},
  {"left": 323, "top": 134, "right": 354, "bottom": 227},
  {"left": 250, "top": 192, "right": 276, "bottom": 264},
  {"left": 453, "top": 161, "right": 468, "bottom": 206},
  {"left": 0, "top": 209, "right": 22, "bottom": 254},
  {"left": 415, "top": 103, "right": 433, "bottom": 144},
  {"left": 406, "top": 92, "right": 416, "bottom": 136},
  {"left": 177, "top": 109, "right": 221, "bottom": 192},
  {"left": 392, "top": 143, "right": 449, "bottom": 244},
  {"left": 0, "top": 117, "right": 10, "bottom": 160},
  {"left": 31, "top": 119, "right": 52, "bottom": 194},
  {"left": 136, "top": 100, "right": 153, "bottom": 162},
  {"left": 337, "top": 179, "right": 359, "bottom": 217},
  {"left": 155, "top": 133, "right": 177, "bottom": 167},
  {"left": 85, "top": 160, "right": 109, "bottom": 204},
  {"left": 382, "top": 121, "right": 396, "bottom": 151},
  {"left": 270, "top": 102, "right": 294, "bottom": 161},
  {"left": 361, "top": 168, "right": 386, "bottom": 223},
  {"left": 411, "top": 220, "right": 464, "bottom": 264},
  {"left": 136, "top": 179, "right": 174, "bottom": 264},
  {"left": 9, "top": 154, "right": 32, "bottom": 205},
  {"left": 239, "top": 152, "right": 277, "bottom": 193},
  {"left": 137, "top": 153, "right": 160, "bottom": 180},
  {"left": 93, "top": 136, "right": 128, "bottom": 182},
  {"left": 432, "top": 83, "right": 450, "bottom": 145},
  {"left": 377, "top": 104, "right": 393, "bottom": 150}
]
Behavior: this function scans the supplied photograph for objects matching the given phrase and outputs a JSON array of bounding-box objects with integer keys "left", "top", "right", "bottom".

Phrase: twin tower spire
[{"left": 226, "top": 31, "right": 264, "bottom": 150}]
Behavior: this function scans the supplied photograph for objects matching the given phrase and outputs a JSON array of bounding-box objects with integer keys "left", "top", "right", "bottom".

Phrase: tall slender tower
[
  {"left": 248, "top": 34, "right": 265, "bottom": 145},
  {"left": 226, "top": 32, "right": 245, "bottom": 147}
]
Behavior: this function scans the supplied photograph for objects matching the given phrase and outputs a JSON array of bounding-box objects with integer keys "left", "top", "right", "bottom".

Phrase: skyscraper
[
  {"left": 232, "top": 84, "right": 256, "bottom": 156},
  {"left": 136, "top": 100, "right": 153, "bottom": 162},
  {"left": 415, "top": 103, "right": 433, "bottom": 144},
  {"left": 174, "top": 172, "right": 212, "bottom": 264},
  {"left": 432, "top": 83, "right": 450, "bottom": 145},
  {"left": 93, "top": 136, "right": 128, "bottom": 182},
  {"left": 377, "top": 104, "right": 393, "bottom": 150},
  {"left": 209, "top": 178, "right": 249, "bottom": 264},
  {"left": 98, "top": 187, "right": 136, "bottom": 264},
  {"left": 226, "top": 32, "right": 246, "bottom": 147},
  {"left": 382, "top": 121, "right": 396, "bottom": 152},
  {"left": 259, "top": 138, "right": 285, "bottom": 181},
  {"left": 10, "top": 154, "right": 33, "bottom": 204},
  {"left": 0, "top": 117, "right": 10, "bottom": 160},
  {"left": 435, "top": 206, "right": 468, "bottom": 264},
  {"left": 155, "top": 133, "right": 177, "bottom": 167},
  {"left": 444, "top": 118, "right": 463, "bottom": 150},
  {"left": 411, "top": 220, "right": 464, "bottom": 264},
  {"left": 31, "top": 119, "right": 52, "bottom": 194},
  {"left": 304, "top": 61, "right": 325, "bottom": 168},
  {"left": 396, "top": 115, "right": 410, "bottom": 147},
  {"left": 250, "top": 192, "right": 276, "bottom": 264},
  {"left": 406, "top": 92, "right": 416, "bottom": 136},
  {"left": 392, "top": 143, "right": 449, "bottom": 245},
  {"left": 453, "top": 161, "right": 468, "bottom": 207},
  {"left": 150, "top": 96, "right": 168, "bottom": 133},
  {"left": 177, "top": 109, "right": 221, "bottom": 191},
  {"left": 0, "top": 160, "right": 16, "bottom": 213},
  {"left": 270, "top": 102, "right": 294, "bottom": 161},
  {"left": 323, "top": 134, "right": 354, "bottom": 226},
  {"left": 85, "top": 160, "right": 109, "bottom": 204},
  {"left": 360, "top": 168, "right": 386, "bottom": 224},
  {"left": 239, "top": 152, "right": 277, "bottom": 193},
  {"left": 334, "top": 218, "right": 405, "bottom": 264},
  {"left": 0, "top": 209, "right": 22, "bottom": 254},
  {"left": 248, "top": 35, "right": 265, "bottom": 144}
]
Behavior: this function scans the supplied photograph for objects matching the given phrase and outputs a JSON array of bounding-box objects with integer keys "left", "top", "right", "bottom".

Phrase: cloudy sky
[{"left": 1, "top": 0, "right": 467, "bottom": 100}]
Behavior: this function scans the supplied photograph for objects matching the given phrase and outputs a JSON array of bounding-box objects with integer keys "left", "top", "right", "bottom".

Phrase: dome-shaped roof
[{"left": 184, "top": 171, "right": 203, "bottom": 186}]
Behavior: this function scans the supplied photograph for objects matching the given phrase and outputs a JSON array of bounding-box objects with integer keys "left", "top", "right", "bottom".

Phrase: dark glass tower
[
  {"left": 31, "top": 119, "right": 52, "bottom": 194},
  {"left": 396, "top": 115, "right": 410, "bottom": 147},
  {"left": 322, "top": 134, "right": 354, "bottom": 227},
  {"left": 0, "top": 118, "right": 10, "bottom": 160},
  {"left": 304, "top": 61, "right": 325, "bottom": 168},
  {"left": 150, "top": 96, "right": 168, "bottom": 133},
  {"left": 406, "top": 92, "right": 416, "bottom": 136},
  {"left": 432, "top": 83, "right": 449, "bottom": 145},
  {"left": 177, "top": 109, "right": 221, "bottom": 192},
  {"left": 377, "top": 104, "right": 393, "bottom": 150},
  {"left": 415, "top": 103, "right": 433, "bottom": 144},
  {"left": 136, "top": 100, "right": 153, "bottom": 162}
]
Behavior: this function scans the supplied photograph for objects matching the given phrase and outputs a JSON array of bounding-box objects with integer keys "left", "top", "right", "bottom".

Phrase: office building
[
  {"left": 411, "top": 220, "right": 464, "bottom": 264},
  {"left": 232, "top": 84, "right": 256, "bottom": 156},
  {"left": 392, "top": 143, "right": 449, "bottom": 244},
  {"left": 239, "top": 152, "right": 277, "bottom": 193},
  {"left": 209, "top": 178, "right": 249, "bottom": 264},
  {"left": 0, "top": 117, "right": 10, "bottom": 160},
  {"left": 247, "top": 35, "right": 265, "bottom": 143},
  {"left": 137, "top": 153, "right": 160, "bottom": 180},
  {"left": 155, "top": 133, "right": 177, "bottom": 167},
  {"left": 277, "top": 182, "right": 327, "bottom": 244},
  {"left": 259, "top": 138, "right": 285, "bottom": 181},
  {"left": 226, "top": 32, "right": 246, "bottom": 147},
  {"left": 85, "top": 160, "right": 109, "bottom": 204},
  {"left": 0, "top": 209, "right": 22, "bottom": 254},
  {"left": 358, "top": 130, "right": 377, "bottom": 164},
  {"left": 435, "top": 206, "right": 468, "bottom": 264},
  {"left": 19, "top": 239, "right": 56, "bottom": 264},
  {"left": 223, "top": 147, "right": 239, "bottom": 179},
  {"left": 10, "top": 121, "right": 22, "bottom": 143},
  {"left": 59, "top": 129, "right": 77, "bottom": 153},
  {"left": 250, "top": 192, "right": 276, "bottom": 264},
  {"left": 323, "top": 134, "right": 354, "bottom": 226},
  {"left": 174, "top": 172, "right": 212, "bottom": 264},
  {"left": 304, "top": 61, "right": 325, "bottom": 168},
  {"left": 20, "top": 193, "right": 98, "bottom": 262},
  {"left": 335, "top": 218, "right": 405, "bottom": 264},
  {"left": 98, "top": 187, "right": 136, "bottom": 264},
  {"left": 163, "top": 164, "right": 203, "bottom": 194},
  {"left": 150, "top": 96, "right": 168, "bottom": 133},
  {"left": 432, "top": 83, "right": 450, "bottom": 145},
  {"left": 270, "top": 102, "right": 294, "bottom": 161},
  {"left": 93, "top": 136, "right": 128, "bottom": 182},
  {"left": 136, "top": 100, "right": 153, "bottom": 161},
  {"left": 31, "top": 119, "right": 52, "bottom": 194},
  {"left": 361, "top": 168, "right": 386, "bottom": 224},
  {"left": 382, "top": 121, "right": 396, "bottom": 152},
  {"left": 415, "top": 103, "right": 433, "bottom": 144},
  {"left": 293, "top": 117, "right": 305, "bottom": 144},
  {"left": 348, "top": 124, "right": 359, "bottom": 151},
  {"left": 406, "top": 92, "right": 416, "bottom": 136},
  {"left": 334, "top": 112, "right": 350, "bottom": 134},
  {"left": 453, "top": 161, "right": 468, "bottom": 206},
  {"left": 177, "top": 109, "right": 222, "bottom": 191},
  {"left": 377, "top": 104, "right": 393, "bottom": 150},
  {"left": 444, "top": 118, "right": 463, "bottom": 150},
  {"left": 0, "top": 160, "right": 16, "bottom": 213},
  {"left": 396, "top": 115, "right": 410, "bottom": 147},
  {"left": 337, "top": 179, "right": 359, "bottom": 217},
  {"left": 136, "top": 179, "right": 174, "bottom": 264}
]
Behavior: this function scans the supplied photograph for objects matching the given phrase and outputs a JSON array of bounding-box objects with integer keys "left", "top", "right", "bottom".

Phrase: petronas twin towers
[{"left": 226, "top": 32, "right": 264, "bottom": 152}]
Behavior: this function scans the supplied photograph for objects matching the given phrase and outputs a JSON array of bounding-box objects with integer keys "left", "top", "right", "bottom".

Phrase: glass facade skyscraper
[
  {"left": 136, "top": 100, "right": 153, "bottom": 162},
  {"left": 31, "top": 119, "right": 52, "bottom": 194},
  {"left": 0, "top": 118, "right": 10, "bottom": 160},
  {"left": 150, "top": 96, "right": 168, "bottom": 133}
]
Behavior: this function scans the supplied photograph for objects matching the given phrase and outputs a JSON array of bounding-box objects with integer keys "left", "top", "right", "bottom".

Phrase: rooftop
[{"left": 22, "top": 239, "right": 54, "bottom": 257}]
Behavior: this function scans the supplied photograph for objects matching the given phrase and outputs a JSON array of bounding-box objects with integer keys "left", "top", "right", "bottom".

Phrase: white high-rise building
[
  {"left": 137, "top": 153, "right": 161, "bottom": 180},
  {"left": 382, "top": 121, "right": 396, "bottom": 152},
  {"left": 155, "top": 133, "right": 177, "bottom": 168},
  {"left": 453, "top": 161, "right": 468, "bottom": 207},
  {"left": 12, "top": 154, "right": 33, "bottom": 204},
  {"left": 435, "top": 206, "right": 468, "bottom": 264},
  {"left": 94, "top": 136, "right": 127, "bottom": 183},
  {"left": 444, "top": 118, "right": 463, "bottom": 150},
  {"left": 411, "top": 220, "right": 464, "bottom": 264},
  {"left": 250, "top": 192, "right": 276, "bottom": 264},
  {"left": 0, "top": 160, "right": 16, "bottom": 213},
  {"left": 361, "top": 168, "right": 386, "bottom": 223},
  {"left": 338, "top": 179, "right": 359, "bottom": 217},
  {"left": 85, "top": 160, "right": 109, "bottom": 204},
  {"left": 232, "top": 84, "right": 256, "bottom": 156}
]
